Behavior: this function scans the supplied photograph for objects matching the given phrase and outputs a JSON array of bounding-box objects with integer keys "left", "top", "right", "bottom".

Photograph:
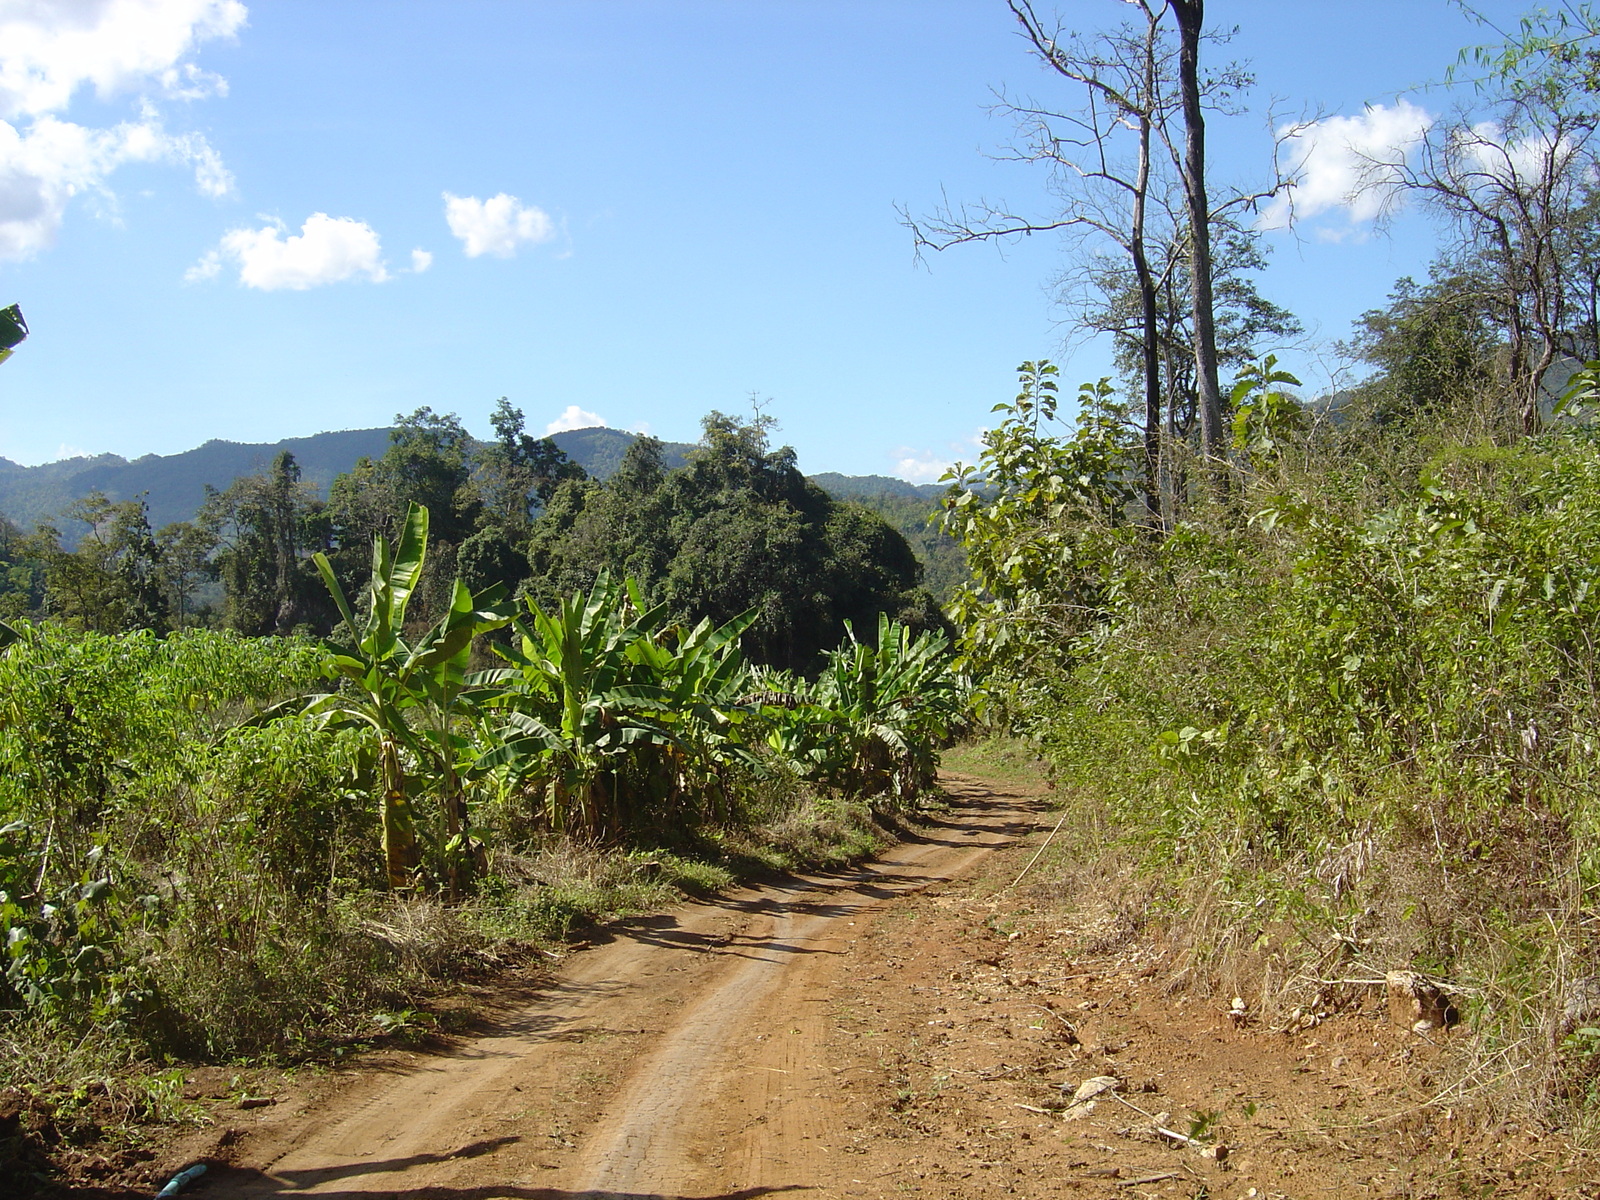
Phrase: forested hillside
[
  {"left": 0, "top": 425, "right": 697, "bottom": 536},
  {"left": 0, "top": 424, "right": 966, "bottom": 599}
]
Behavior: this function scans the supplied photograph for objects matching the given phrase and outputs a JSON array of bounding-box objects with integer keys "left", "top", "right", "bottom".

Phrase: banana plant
[
  {"left": 815, "top": 614, "right": 962, "bottom": 802},
  {"left": 477, "top": 574, "right": 678, "bottom": 838},
  {"left": 303, "top": 503, "right": 513, "bottom": 891},
  {"left": 612, "top": 607, "right": 759, "bottom": 823}
]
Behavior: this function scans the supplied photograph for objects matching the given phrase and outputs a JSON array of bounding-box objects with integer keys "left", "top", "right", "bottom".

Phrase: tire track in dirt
[{"left": 207, "top": 775, "right": 1037, "bottom": 1200}]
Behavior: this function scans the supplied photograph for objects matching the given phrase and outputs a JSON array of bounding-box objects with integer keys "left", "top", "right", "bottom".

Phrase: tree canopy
[{"left": 527, "top": 411, "right": 948, "bottom": 672}]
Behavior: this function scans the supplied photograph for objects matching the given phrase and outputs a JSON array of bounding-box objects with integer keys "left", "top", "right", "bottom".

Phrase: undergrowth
[
  {"left": 948, "top": 374, "right": 1600, "bottom": 1140},
  {"left": 0, "top": 609, "right": 949, "bottom": 1193}
]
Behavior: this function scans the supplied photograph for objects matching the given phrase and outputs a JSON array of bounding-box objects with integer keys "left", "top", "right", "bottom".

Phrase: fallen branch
[{"left": 1008, "top": 809, "right": 1070, "bottom": 890}]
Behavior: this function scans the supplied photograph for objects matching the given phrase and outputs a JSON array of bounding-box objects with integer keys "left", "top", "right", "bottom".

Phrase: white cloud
[
  {"left": 182, "top": 246, "right": 219, "bottom": 281},
  {"left": 191, "top": 213, "right": 392, "bottom": 290},
  {"left": 892, "top": 428, "right": 985, "bottom": 485},
  {"left": 409, "top": 247, "right": 432, "bottom": 273},
  {"left": 1261, "top": 100, "right": 1434, "bottom": 237},
  {"left": 175, "top": 126, "right": 231, "bottom": 196},
  {"left": 892, "top": 450, "right": 953, "bottom": 485},
  {"left": 1456, "top": 120, "right": 1577, "bottom": 191},
  {"left": 0, "top": 0, "right": 243, "bottom": 261},
  {"left": 444, "top": 191, "right": 555, "bottom": 258},
  {"left": 545, "top": 405, "right": 605, "bottom": 435},
  {"left": 0, "top": 111, "right": 229, "bottom": 259},
  {"left": 54, "top": 442, "right": 91, "bottom": 461},
  {"left": 0, "top": 0, "right": 245, "bottom": 119}
]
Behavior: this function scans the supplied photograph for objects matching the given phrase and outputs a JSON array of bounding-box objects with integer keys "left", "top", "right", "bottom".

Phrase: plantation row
[{"left": 0, "top": 502, "right": 962, "bottom": 1058}]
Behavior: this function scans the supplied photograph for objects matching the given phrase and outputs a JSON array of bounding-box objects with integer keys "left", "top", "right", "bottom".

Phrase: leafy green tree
[
  {"left": 325, "top": 408, "right": 485, "bottom": 620},
  {"left": 200, "top": 451, "right": 328, "bottom": 635},
  {"left": 813, "top": 613, "right": 962, "bottom": 801},
  {"left": 1229, "top": 353, "right": 1304, "bottom": 463},
  {"left": 0, "top": 515, "right": 44, "bottom": 622},
  {"left": 526, "top": 411, "right": 944, "bottom": 672},
  {"left": 27, "top": 494, "right": 169, "bottom": 634},
  {"left": 481, "top": 574, "right": 690, "bottom": 839},
  {"left": 942, "top": 363, "right": 1142, "bottom": 684},
  {"left": 456, "top": 399, "right": 586, "bottom": 596},
  {"left": 838, "top": 492, "right": 970, "bottom": 602},
  {"left": 479, "top": 398, "right": 587, "bottom": 528},
  {"left": 156, "top": 519, "right": 219, "bottom": 630},
  {"left": 1343, "top": 270, "right": 1497, "bottom": 425}
]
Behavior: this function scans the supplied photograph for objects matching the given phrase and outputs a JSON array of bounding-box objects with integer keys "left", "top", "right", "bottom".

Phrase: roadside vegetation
[
  {"left": 16, "top": 0, "right": 1600, "bottom": 1189},
  {"left": 0, "top": 418, "right": 964, "bottom": 1190},
  {"left": 922, "top": 3, "right": 1600, "bottom": 1143}
]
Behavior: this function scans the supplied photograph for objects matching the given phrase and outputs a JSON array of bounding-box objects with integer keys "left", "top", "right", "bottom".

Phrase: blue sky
[{"left": 0, "top": 0, "right": 1545, "bottom": 481}]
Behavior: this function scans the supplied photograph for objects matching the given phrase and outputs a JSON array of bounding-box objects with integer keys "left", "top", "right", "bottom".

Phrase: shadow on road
[
  {"left": 49, "top": 1181, "right": 808, "bottom": 1200},
  {"left": 47, "top": 1137, "right": 816, "bottom": 1199}
]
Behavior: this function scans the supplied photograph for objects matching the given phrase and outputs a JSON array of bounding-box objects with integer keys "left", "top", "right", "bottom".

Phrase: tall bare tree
[
  {"left": 1167, "top": 0, "right": 1226, "bottom": 469},
  {"left": 905, "top": 1, "right": 1187, "bottom": 520},
  {"left": 1360, "top": 42, "right": 1600, "bottom": 434},
  {"left": 904, "top": 0, "right": 1280, "bottom": 510}
]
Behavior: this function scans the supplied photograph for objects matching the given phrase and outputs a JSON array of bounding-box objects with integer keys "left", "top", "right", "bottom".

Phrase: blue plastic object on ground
[{"left": 155, "top": 1163, "right": 207, "bottom": 1197}]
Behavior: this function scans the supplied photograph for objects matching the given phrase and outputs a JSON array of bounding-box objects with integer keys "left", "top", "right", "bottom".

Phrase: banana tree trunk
[
  {"left": 441, "top": 758, "right": 472, "bottom": 900},
  {"left": 379, "top": 733, "right": 420, "bottom": 890}
]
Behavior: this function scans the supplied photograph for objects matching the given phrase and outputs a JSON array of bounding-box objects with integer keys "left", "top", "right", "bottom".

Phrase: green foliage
[
  {"left": 941, "top": 362, "right": 1141, "bottom": 691},
  {"left": 480, "top": 397, "right": 587, "bottom": 527},
  {"left": 943, "top": 336, "right": 1600, "bottom": 1121},
  {"left": 25, "top": 494, "right": 171, "bottom": 634},
  {"left": 835, "top": 490, "right": 970, "bottom": 602},
  {"left": 0, "top": 623, "right": 337, "bottom": 1041},
  {"left": 200, "top": 450, "right": 329, "bottom": 635},
  {"left": 0, "top": 302, "right": 25, "bottom": 365},
  {"left": 527, "top": 409, "right": 946, "bottom": 673},
  {"left": 0, "top": 513, "right": 45, "bottom": 621},
  {"left": 0, "top": 831, "right": 144, "bottom": 1022},
  {"left": 1230, "top": 354, "right": 1304, "bottom": 461},
  {"left": 1087, "top": 228, "right": 1303, "bottom": 445},
  {"left": 320, "top": 408, "right": 486, "bottom": 624},
  {"left": 0, "top": 496, "right": 962, "bottom": 1075},
  {"left": 304, "top": 502, "right": 514, "bottom": 892},
  {"left": 1343, "top": 271, "right": 1497, "bottom": 426},
  {"left": 478, "top": 572, "right": 753, "bottom": 837},
  {"left": 812, "top": 613, "right": 964, "bottom": 801}
]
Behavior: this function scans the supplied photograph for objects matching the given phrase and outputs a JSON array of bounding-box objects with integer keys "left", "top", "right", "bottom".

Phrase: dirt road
[
  {"left": 178, "top": 764, "right": 1600, "bottom": 1200},
  {"left": 206, "top": 774, "right": 1038, "bottom": 1200}
]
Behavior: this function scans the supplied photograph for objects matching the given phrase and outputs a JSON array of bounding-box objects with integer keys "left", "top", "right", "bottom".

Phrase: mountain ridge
[{"left": 0, "top": 426, "right": 939, "bottom": 533}]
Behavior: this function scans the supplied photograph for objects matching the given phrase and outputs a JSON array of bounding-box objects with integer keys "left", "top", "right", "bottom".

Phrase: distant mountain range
[
  {"left": 807, "top": 472, "right": 946, "bottom": 501},
  {"left": 0, "top": 426, "right": 941, "bottom": 535}
]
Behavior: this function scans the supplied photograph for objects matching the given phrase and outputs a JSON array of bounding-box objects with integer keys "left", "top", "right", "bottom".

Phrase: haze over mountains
[{"left": 0, "top": 426, "right": 945, "bottom": 535}]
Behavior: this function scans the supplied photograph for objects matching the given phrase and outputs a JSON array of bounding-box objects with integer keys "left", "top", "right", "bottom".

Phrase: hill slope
[{"left": 0, "top": 427, "right": 700, "bottom": 534}]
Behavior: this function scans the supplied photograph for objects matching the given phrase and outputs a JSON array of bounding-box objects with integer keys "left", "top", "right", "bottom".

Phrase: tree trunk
[
  {"left": 379, "top": 733, "right": 420, "bottom": 890},
  {"left": 1133, "top": 24, "right": 1163, "bottom": 529},
  {"left": 1168, "top": 0, "right": 1226, "bottom": 482}
]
